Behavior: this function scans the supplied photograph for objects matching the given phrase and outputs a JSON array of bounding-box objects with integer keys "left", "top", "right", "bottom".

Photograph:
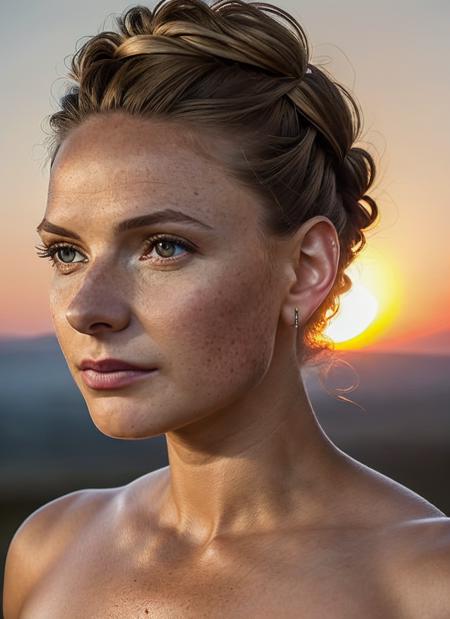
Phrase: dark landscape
[{"left": 1, "top": 334, "right": 449, "bottom": 588}]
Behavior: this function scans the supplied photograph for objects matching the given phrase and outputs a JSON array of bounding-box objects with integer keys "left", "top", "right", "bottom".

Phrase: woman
[{"left": 4, "top": 0, "right": 449, "bottom": 616}]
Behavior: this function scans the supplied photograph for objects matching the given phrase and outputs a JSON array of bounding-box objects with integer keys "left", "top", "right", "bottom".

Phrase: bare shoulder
[
  {"left": 2, "top": 487, "right": 113, "bottom": 619},
  {"left": 377, "top": 516, "right": 450, "bottom": 618},
  {"left": 2, "top": 467, "right": 168, "bottom": 619},
  {"left": 341, "top": 452, "right": 446, "bottom": 521},
  {"left": 338, "top": 454, "right": 450, "bottom": 615}
]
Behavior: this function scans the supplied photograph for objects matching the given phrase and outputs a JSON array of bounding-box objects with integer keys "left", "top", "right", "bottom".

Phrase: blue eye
[
  {"left": 55, "top": 246, "right": 85, "bottom": 263},
  {"left": 35, "top": 243, "right": 87, "bottom": 267},
  {"left": 142, "top": 235, "right": 195, "bottom": 262}
]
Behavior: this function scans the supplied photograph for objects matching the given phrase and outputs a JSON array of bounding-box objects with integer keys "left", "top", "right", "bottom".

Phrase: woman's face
[{"left": 38, "top": 112, "right": 288, "bottom": 438}]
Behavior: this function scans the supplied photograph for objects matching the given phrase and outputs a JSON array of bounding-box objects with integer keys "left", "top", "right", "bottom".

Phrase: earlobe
[{"left": 282, "top": 216, "right": 339, "bottom": 328}]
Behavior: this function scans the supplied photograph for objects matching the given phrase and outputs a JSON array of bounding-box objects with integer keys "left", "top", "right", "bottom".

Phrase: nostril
[{"left": 89, "top": 322, "right": 114, "bottom": 331}]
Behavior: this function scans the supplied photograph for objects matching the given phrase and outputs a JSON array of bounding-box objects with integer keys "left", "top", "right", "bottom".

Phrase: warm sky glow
[
  {"left": 325, "top": 250, "right": 404, "bottom": 350},
  {"left": 325, "top": 266, "right": 380, "bottom": 345},
  {"left": 1, "top": 1, "right": 449, "bottom": 354}
]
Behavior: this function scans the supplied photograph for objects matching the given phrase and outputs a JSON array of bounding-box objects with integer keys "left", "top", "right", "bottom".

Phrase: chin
[
  {"left": 85, "top": 401, "right": 166, "bottom": 439},
  {"left": 83, "top": 396, "right": 204, "bottom": 440}
]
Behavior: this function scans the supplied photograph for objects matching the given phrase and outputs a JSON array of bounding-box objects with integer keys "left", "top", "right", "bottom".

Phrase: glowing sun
[{"left": 323, "top": 262, "right": 380, "bottom": 345}]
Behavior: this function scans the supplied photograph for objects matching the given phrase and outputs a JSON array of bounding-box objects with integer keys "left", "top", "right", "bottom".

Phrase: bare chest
[{"left": 21, "top": 529, "right": 398, "bottom": 618}]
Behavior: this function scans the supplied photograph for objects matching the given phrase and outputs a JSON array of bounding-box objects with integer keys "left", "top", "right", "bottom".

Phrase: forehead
[{"left": 47, "top": 112, "right": 258, "bottom": 231}]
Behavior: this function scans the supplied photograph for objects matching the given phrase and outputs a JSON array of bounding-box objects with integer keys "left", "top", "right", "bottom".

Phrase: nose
[{"left": 65, "top": 265, "right": 131, "bottom": 335}]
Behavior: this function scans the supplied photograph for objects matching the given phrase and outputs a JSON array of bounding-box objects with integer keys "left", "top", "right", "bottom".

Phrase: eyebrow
[{"left": 36, "top": 208, "right": 214, "bottom": 239}]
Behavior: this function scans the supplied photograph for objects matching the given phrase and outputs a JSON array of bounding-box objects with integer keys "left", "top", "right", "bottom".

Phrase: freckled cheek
[{"left": 146, "top": 269, "right": 275, "bottom": 386}]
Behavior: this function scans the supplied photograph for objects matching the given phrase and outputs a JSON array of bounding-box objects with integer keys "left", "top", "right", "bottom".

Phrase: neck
[{"left": 157, "top": 357, "right": 347, "bottom": 546}]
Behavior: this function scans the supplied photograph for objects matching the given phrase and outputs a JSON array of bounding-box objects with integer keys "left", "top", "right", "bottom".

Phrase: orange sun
[{"left": 323, "top": 255, "right": 401, "bottom": 350}]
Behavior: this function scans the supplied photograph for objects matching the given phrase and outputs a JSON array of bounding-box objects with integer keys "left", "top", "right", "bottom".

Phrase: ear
[{"left": 280, "top": 216, "right": 340, "bottom": 328}]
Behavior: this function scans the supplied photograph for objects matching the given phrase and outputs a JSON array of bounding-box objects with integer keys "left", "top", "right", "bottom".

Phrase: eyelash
[{"left": 34, "top": 234, "right": 195, "bottom": 270}]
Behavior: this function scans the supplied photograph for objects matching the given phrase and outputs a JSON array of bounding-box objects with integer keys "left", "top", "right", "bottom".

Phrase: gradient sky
[{"left": 2, "top": 0, "right": 449, "bottom": 350}]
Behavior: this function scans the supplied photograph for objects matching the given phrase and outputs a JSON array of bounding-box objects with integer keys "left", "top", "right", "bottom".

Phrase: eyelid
[
  {"left": 35, "top": 240, "right": 86, "bottom": 257},
  {"left": 143, "top": 233, "right": 195, "bottom": 250}
]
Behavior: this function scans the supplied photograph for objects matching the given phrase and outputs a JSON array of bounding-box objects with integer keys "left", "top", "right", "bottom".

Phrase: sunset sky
[{"left": 2, "top": 0, "right": 449, "bottom": 353}]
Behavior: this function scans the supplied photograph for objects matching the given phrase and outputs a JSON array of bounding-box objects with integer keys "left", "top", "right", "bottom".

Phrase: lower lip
[{"left": 80, "top": 368, "right": 157, "bottom": 390}]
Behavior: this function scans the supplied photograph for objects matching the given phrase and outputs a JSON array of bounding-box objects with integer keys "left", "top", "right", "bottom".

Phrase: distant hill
[
  {"left": 3, "top": 327, "right": 450, "bottom": 356},
  {"left": 1, "top": 333, "right": 449, "bottom": 497},
  {"left": 0, "top": 333, "right": 57, "bottom": 351},
  {"left": 364, "top": 328, "right": 450, "bottom": 356},
  {"left": 2, "top": 333, "right": 449, "bottom": 597}
]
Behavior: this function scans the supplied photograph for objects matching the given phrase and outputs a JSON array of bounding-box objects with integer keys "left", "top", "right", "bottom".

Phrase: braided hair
[{"left": 46, "top": 0, "right": 379, "bottom": 372}]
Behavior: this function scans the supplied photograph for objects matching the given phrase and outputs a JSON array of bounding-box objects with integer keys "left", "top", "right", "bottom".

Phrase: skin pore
[{"left": 37, "top": 111, "right": 350, "bottom": 545}]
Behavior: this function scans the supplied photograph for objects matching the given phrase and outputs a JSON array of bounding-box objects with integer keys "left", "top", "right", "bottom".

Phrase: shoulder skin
[
  {"left": 2, "top": 488, "right": 110, "bottom": 619},
  {"left": 381, "top": 516, "right": 450, "bottom": 618}
]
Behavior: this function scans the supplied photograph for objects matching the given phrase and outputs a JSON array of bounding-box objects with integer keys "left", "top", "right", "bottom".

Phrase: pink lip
[
  {"left": 80, "top": 368, "right": 157, "bottom": 390},
  {"left": 78, "top": 358, "right": 158, "bottom": 390},
  {"left": 79, "top": 358, "right": 156, "bottom": 372}
]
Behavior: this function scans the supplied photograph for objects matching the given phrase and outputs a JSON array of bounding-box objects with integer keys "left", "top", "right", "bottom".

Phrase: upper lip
[{"left": 79, "top": 358, "right": 156, "bottom": 372}]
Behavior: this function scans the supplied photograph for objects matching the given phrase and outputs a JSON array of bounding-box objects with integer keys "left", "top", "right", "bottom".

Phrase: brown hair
[{"left": 46, "top": 0, "right": 379, "bottom": 391}]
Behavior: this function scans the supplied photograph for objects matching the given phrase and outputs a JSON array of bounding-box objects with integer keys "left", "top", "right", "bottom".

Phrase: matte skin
[{"left": 3, "top": 112, "right": 450, "bottom": 618}]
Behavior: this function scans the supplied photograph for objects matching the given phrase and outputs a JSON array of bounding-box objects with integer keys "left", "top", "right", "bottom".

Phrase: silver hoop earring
[{"left": 294, "top": 307, "right": 299, "bottom": 329}]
